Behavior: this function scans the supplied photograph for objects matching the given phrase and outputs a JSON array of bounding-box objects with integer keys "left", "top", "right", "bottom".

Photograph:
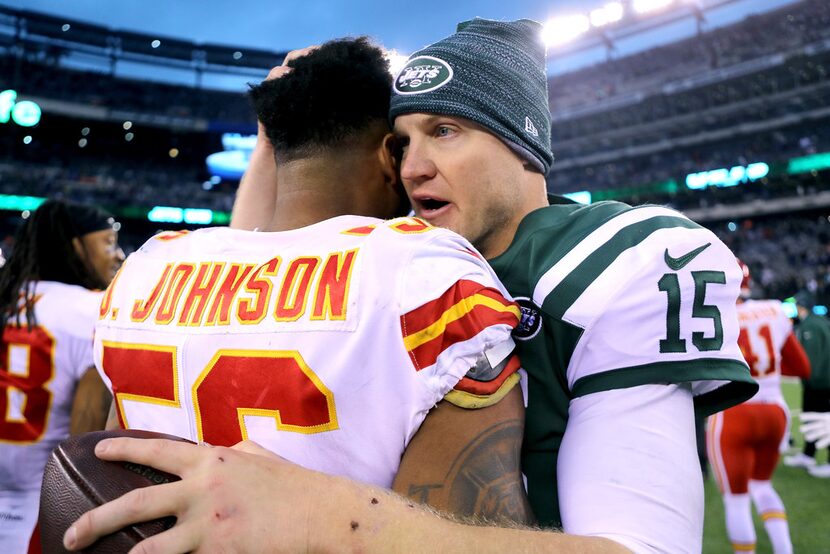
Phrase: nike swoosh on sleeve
[{"left": 664, "top": 242, "right": 711, "bottom": 270}]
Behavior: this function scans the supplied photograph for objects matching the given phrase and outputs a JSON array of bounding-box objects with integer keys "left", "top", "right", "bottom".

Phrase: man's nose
[{"left": 399, "top": 143, "right": 437, "bottom": 185}]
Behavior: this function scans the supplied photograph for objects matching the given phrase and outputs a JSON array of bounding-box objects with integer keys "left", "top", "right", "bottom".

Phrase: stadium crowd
[
  {"left": 549, "top": 0, "right": 830, "bottom": 114},
  {"left": 0, "top": 2, "right": 828, "bottom": 552},
  {"left": 0, "top": 54, "right": 255, "bottom": 125},
  {"left": 718, "top": 214, "right": 830, "bottom": 307},
  {"left": 548, "top": 121, "right": 830, "bottom": 194}
]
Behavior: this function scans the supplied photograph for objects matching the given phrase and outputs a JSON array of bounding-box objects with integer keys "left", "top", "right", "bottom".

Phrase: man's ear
[
  {"left": 379, "top": 133, "right": 400, "bottom": 188},
  {"left": 71, "top": 236, "right": 85, "bottom": 259}
]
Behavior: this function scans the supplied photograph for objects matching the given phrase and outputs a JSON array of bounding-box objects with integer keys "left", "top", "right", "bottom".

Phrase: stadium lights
[
  {"left": 685, "top": 162, "right": 769, "bottom": 190},
  {"left": 782, "top": 298, "right": 798, "bottom": 319},
  {"left": 632, "top": 0, "right": 674, "bottom": 14},
  {"left": 542, "top": 15, "right": 591, "bottom": 47},
  {"left": 0, "top": 90, "right": 42, "bottom": 127},
  {"left": 562, "top": 191, "right": 592, "bottom": 204},
  {"left": 0, "top": 194, "right": 46, "bottom": 211},
  {"left": 148, "top": 206, "right": 184, "bottom": 223},
  {"left": 788, "top": 152, "right": 830, "bottom": 175},
  {"left": 0, "top": 195, "right": 231, "bottom": 226},
  {"left": 184, "top": 209, "right": 213, "bottom": 225},
  {"left": 212, "top": 211, "right": 231, "bottom": 225},
  {"left": 147, "top": 206, "right": 225, "bottom": 225},
  {"left": 781, "top": 299, "right": 827, "bottom": 318},
  {"left": 385, "top": 50, "right": 410, "bottom": 77},
  {"left": 590, "top": 2, "right": 624, "bottom": 27}
]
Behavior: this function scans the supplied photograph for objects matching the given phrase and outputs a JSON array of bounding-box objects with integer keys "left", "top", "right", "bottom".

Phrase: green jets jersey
[
  {"left": 798, "top": 313, "right": 830, "bottom": 389},
  {"left": 487, "top": 198, "right": 757, "bottom": 527}
]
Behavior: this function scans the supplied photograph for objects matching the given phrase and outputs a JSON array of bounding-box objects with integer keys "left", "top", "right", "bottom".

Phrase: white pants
[{"left": 0, "top": 490, "right": 39, "bottom": 553}]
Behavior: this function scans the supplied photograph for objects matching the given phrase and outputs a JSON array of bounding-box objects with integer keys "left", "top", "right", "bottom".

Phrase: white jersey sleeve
[
  {"left": 392, "top": 221, "right": 521, "bottom": 408},
  {"left": 562, "top": 218, "right": 750, "bottom": 410},
  {"left": 559, "top": 383, "right": 702, "bottom": 554}
]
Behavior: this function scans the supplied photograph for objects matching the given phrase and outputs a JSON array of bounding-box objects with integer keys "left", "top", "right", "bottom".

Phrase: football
[{"left": 39, "top": 429, "right": 192, "bottom": 553}]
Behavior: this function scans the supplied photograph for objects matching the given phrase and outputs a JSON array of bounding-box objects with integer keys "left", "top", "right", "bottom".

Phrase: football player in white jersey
[
  {"left": 708, "top": 260, "right": 811, "bottom": 554},
  {"left": 65, "top": 22, "right": 756, "bottom": 554},
  {"left": 0, "top": 199, "right": 122, "bottom": 552},
  {"left": 67, "top": 38, "right": 528, "bottom": 553}
]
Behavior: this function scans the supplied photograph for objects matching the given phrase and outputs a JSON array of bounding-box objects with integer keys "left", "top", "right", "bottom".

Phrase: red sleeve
[
  {"left": 400, "top": 279, "right": 520, "bottom": 376},
  {"left": 780, "top": 332, "right": 811, "bottom": 378}
]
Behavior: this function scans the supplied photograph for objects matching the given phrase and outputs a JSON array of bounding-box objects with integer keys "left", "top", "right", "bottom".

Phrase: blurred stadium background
[{"left": 1, "top": 0, "right": 828, "bottom": 549}]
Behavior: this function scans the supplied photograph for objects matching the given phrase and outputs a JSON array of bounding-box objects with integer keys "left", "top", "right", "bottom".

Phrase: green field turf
[{"left": 702, "top": 381, "right": 830, "bottom": 553}]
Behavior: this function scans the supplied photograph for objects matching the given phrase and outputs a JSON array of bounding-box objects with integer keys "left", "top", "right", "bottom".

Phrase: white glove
[{"left": 800, "top": 412, "right": 830, "bottom": 449}]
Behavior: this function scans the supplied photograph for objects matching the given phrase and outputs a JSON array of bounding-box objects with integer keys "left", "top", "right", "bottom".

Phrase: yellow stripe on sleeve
[
  {"left": 403, "top": 294, "right": 520, "bottom": 352},
  {"left": 443, "top": 373, "right": 520, "bottom": 409}
]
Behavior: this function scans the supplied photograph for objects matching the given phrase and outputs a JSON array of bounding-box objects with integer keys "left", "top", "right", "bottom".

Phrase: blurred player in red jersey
[
  {"left": 708, "top": 259, "right": 811, "bottom": 554},
  {"left": 0, "top": 199, "right": 123, "bottom": 552}
]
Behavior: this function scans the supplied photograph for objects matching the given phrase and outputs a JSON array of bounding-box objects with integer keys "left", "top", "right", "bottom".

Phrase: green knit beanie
[{"left": 389, "top": 18, "right": 553, "bottom": 174}]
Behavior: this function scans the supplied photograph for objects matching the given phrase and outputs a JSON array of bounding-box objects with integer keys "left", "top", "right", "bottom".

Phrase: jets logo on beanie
[
  {"left": 394, "top": 56, "right": 454, "bottom": 94},
  {"left": 390, "top": 18, "right": 554, "bottom": 174}
]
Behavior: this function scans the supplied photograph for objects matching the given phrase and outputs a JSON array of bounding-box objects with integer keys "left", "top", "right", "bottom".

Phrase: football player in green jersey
[
  {"left": 63, "top": 19, "right": 757, "bottom": 554},
  {"left": 386, "top": 18, "right": 757, "bottom": 552}
]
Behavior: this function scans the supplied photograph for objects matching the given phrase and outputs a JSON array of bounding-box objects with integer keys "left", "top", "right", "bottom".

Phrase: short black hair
[{"left": 249, "top": 37, "right": 392, "bottom": 161}]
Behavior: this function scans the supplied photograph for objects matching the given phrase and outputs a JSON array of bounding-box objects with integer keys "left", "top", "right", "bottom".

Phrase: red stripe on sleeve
[
  {"left": 403, "top": 280, "right": 515, "bottom": 334},
  {"left": 406, "top": 303, "right": 520, "bottom": 370},
  {"left": 453, "top": 354, "right": 521, "bottom": 396}
]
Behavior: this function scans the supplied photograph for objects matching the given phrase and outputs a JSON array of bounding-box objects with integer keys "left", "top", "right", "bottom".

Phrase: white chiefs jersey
[
  {"left": 736, "top": 299, "right": 793, "bottom": 404},
  {"left": 0, "top": 281, "right": 101, "bottom": 553},
  {"left": 0, "top": 281, "right": 102, "bottom": 492},
  {"left": 94, "top": 216, "right": 520, "bottom": 488}
]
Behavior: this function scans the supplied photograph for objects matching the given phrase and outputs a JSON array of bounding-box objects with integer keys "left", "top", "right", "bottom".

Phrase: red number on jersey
[
  {"left": 101, "top": 344, "right": 337, "bottom": 443},
  {"left": 738, "top": 324, "right": 777, "bottom": 378},
  {"left": 390, "top": 217, "right": 432, "bottom": 234},
  {"left": 101, "top": 342, "right": 179, "bottom": 429},
  {"left": 0, "top": 326, "right": 55, "bottom": 443},
  {"left": 194, "top": 350, "right": 337, "bottom": 444}
]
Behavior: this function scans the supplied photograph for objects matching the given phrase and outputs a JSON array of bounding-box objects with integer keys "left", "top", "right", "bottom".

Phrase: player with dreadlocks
[{"left": 0, "top": 199, "right": 123, "bottom": 552}]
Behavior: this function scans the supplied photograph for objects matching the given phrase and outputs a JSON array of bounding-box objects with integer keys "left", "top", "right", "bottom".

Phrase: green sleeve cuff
[{"left": 571, "top": 358, "right": 758, "bottom": 417}]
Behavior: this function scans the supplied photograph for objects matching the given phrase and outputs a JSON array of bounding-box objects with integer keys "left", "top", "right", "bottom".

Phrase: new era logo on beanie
[
  {"left": 524, "top": 117, "right": 539, "bottom": 137},
  {"left": 390, "top": 18, "right": 554, "bottom": 174},
  {"left": 394, "top": 56, "right": 454, "bottom": 95}
]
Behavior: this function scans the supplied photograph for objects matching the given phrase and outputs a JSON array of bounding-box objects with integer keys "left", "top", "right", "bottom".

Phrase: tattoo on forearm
[
  {"left": 408, "top": 483, "right": 443, "bottom": 503},
  {"left": 408, "top": 419, "right": 533, "bottom": 523}
]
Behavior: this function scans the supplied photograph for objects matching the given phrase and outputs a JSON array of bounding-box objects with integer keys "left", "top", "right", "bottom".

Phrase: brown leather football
[{"left": 39, "top": 429, "right": 192, "bottom": 553}]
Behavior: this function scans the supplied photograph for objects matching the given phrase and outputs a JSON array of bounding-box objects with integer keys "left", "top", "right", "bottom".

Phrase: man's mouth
[{"left": 419, "top": 198, "right": 450, "bottom": 213}]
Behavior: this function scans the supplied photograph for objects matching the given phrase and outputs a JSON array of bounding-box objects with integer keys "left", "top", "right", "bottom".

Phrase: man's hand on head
[
  {"left": 257, "top": 46, "right": 320, "bottom": 138},
  {"left": 264, "top": 45, "right": 320, "bottom": 81}
]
